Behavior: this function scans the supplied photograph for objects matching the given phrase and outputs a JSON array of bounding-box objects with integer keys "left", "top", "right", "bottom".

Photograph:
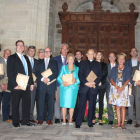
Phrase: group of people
[{"left": 0, "top": 40, "right": 140, "bottom": 130}]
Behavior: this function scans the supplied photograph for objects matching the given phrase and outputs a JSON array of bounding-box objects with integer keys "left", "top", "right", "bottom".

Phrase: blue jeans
[{"left": 0, "top": 91, "right": 11, "bottom": 121}]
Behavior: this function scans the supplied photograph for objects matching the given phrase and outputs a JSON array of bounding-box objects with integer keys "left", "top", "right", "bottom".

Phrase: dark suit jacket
[
  {"left": 125, "top": 58, "right": 139, "bottom": 69},
  {"left": 78, "top": 60, "right": 103, "bottom": 94},
  {"left": 7, "top": 53, "right": 34, "bottom": 90},
  {"left": 53, "top": 55, "right": 63, "bottom": 87},
  {"left": 75, "top": 60, "right": 81, "bottom": 67},
  {"left": 35, "top": 58, "right": 58, "bottom": 91},
  {"left": 110, "top": 65, "right": 131, "bottom": 85},
  {"left": 131, "top": 65, "right": 140, "bottom": 97},
  {"left": 98, "top": 62, "right": 107, "bottom": 89}
]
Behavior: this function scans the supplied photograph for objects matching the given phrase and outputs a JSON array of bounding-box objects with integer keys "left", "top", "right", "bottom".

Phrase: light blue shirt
[{"left": 131, "top": 58, "right": 138, "bottom": 67}]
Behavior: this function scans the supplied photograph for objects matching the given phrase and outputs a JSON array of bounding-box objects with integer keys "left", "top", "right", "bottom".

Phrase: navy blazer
[
  {"left": 35, "top": 58, "right": 58, "bottom": 90},
  {"left": 78, "top": 60, "right": 103, "bottom": 94},
  {"left": 125, "top": 58, "right": 139, "bottom": 69},
  {"left": 110, "top": 65, "right": 131, "bottom": 85},
  {"left": 53, "top": 55, "right": 63, "bottom": 87}
]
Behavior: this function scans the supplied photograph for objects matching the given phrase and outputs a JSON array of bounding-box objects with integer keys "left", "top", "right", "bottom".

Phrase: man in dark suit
[
  {"left": 125, "top": 48, "right": 138, "bottom": 125},
  {"left": 131, "top": 54, "right": 140, "bottom": 127},
  {"left": 35, "top": 47, "right": 58, "bottom": 125},
  {"left": 53, "top": 43, "right": 69, "bottom": 123},
  {"left": 28, "top": 46, "right": 38, "bottom": 123},
  {"left": 73, "top": 50, "right": 83, "bottom": 122},
  {"left": 75, "top": 49, "right": 103, "bottom": 128},
  {"left": 7, "top": 40, "right": 34, "bottom": 127},
  {"left": 106, "top": 52, "right": 117, "bottom": 125}
]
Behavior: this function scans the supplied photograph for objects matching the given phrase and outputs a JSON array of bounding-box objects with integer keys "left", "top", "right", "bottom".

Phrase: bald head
[{"left": 86, "top": 49, "right": 95, "bottom": 60}]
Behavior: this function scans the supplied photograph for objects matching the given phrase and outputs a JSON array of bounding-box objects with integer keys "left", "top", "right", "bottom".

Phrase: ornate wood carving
[{"left": 58, "top": 0, "right": 139, "bottom": 60}]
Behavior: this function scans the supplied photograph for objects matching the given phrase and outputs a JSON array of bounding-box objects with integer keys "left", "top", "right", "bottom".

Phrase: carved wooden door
[{"left": 59, "top": 0, "right": 139, "bottom": 60}]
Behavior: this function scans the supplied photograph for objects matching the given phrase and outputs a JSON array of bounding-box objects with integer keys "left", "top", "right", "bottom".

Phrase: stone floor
[{"left": 0, "top": 120, "right": 140, "bottom": 140}]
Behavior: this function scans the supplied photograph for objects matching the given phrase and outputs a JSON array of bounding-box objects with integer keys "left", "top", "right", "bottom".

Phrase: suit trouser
[
  {"left": 93, "top": 88, "right": 106, "bottom": 120},
  {"left": 19, "top": 99, "right": 22, "bottom": 120},
  {"left": 30, "top": 87, "right": 37, "bottom": 120},
  {"left": 128, "top": 95, "right": 134, "bottom": 120},
  {"left": 37, "top": 88, "right": 55, "bottom": 121},
  {"left": 0, "top": 91, "right": 11, "bottom": 121},
  {"left": 106, "top": 86, "right": 114, "bottom": 121},
  {"left": 54, "top": 87, "right": 62, "bottom": 119},
  {"left": 11, "top": 87, "right": 31, "bottom": 125},
  {"left": 134, "top": 94, "right": 140, "bottom": 124},
  {"left": 76, "top": 89, "right": 97, "bottom": 126}
]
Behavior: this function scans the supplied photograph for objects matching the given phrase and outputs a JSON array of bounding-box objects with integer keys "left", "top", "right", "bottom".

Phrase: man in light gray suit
[
  {"left": 131, "top": 54, "right": 140, "bottom": 127},
  {"left": 106, "top": 52, "right": 117, "bottom": 125}
]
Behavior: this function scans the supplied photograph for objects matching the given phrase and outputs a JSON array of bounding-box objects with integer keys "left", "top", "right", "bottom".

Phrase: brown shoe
[
  {"left": 6, "top": 119, "right": 12, "bottom": 123},
  {"left": 30, "top": 120, "right": 37, "bottom": 123},
  {"left": 121, "top": 125, "right": 126, "bottom": 129},
  {"left": 37, "top": 120, "right": 43, "bottom": 125},
  {"left": 134, "top": 124, "right": 140, "bottom": 127},
  {"left": 47, "top": 120, "right": 53, "bottom": 125}
]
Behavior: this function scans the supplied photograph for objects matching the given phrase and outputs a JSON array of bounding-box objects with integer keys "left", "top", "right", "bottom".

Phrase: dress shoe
[
  {"left": 61, "top": 119, "right": 68, "bottom": 123},
  {"left": 13, "top": 123, "right": 20, "bottom": 127},
  {"left": 55, "top": 119, "right": 60, "bottom": 123},
  {"left": 6, "top": 119, "right": 12, "bottom": 123},
  {"left": 99, "top": 123, "right": 103, "bottom": 125},
  {"left": 37, "top": 120, "right": 43, "bottom": 125},
  {"left": 92, "top": 123, "right": 95, "bottom": 125},
  {"left": 88, "top": 124, "right": 93, "bottom": 127},
  {"left": 75, "top": 125, "right": 80, "bottom": 128},
  {"left": 134, "top": 124, "right": 140, "bottom": 127},
  {"left": 22, "top": 122, "right": 35, "bottom": 126},
  {"left": 127, "top": 119, "right": 132, "bottom": 124},
  {"left": 30, "top": 120, "right": 37, "bottom": 123},
  {"left": 47, "top": 120, "right": 53, "bottom": 125},
  {"left": 108, "top": 121, "right": 113, "bottom": 125}
]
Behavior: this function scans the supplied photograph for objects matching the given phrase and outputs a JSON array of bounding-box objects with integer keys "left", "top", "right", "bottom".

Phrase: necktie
[
  {"left": 21, "top": 55, "right": 28, "bottom": 75},
  {"left": 45, "top": 58, "right": 48, "bottom": 70},
  {"left": 63, "top": 57, "right": 66, "bottom": 65},
  {"left": 31, "top": 58, "right": 34, "bottom": 69}
]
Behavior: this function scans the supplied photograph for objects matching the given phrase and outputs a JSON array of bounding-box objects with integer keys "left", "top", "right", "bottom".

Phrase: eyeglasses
[
  {"left": 17, "top": 45, "right": 24, "bottom": 47},
  {"left": 38, "top": 52, "right": 44, "bottom": 53},
  {"left": 44, "top": 51, "right": 51, "bottom": 53}
]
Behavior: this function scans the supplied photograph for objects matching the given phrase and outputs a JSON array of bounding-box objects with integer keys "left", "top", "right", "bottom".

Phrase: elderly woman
[
  {"left": 57, "top": 53, "right": 80, "bottom": 125},
  {"left": 92, "top": 51, "right": 108, "bottom": 125},
  {"left": 109, "top": 53, "right": 131, "bottom": 129}
]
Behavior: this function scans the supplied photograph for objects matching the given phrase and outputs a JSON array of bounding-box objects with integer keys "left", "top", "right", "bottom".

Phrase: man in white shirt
[
  {"left": 125, "top": 48, "right": 139, "bottom": 125},
  {"left": 53, "top": 44, "right": 69, "bottom": 123},
  {"left": 28, "top": 46, "right": 38, "bottom": 123},
  {"left": 106, "top": 52, "right": 117, "bottom": 125},
  {"left": 7, "top": 40, "right": 34, "bottom": 127}
]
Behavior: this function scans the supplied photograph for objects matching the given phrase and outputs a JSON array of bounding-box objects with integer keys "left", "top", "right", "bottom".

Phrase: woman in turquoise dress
[{"left": 57, "top": 53, "right": 80, "bottom": 125}]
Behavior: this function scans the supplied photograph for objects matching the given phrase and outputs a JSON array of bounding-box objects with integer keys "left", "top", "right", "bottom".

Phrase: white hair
[{"left": 60, "top": 43, "right": 69, "bottom": 49}]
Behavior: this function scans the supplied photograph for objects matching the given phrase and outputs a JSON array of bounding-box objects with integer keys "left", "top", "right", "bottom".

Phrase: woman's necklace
[{"left": 68, "top": 65, "right": 74, "bottom": 74}]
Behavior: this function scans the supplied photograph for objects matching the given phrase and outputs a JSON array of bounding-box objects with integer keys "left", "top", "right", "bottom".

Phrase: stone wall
[
  {"left": 54, "top": 0, "right": 140, "bottom": 56},
  {"left": 0, "top": 0, "right": 51, "bottom": 55}
]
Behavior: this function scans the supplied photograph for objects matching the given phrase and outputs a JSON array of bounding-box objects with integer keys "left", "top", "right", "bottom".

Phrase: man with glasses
[
  {"left": 75, "top": 49, "right": 103, "bottom": 128},
  {"left": 37, "top": 49, "right": 44, "bottom": 59},
  {"left": 28, "top": 46, "right": 38, "bottom": 123},
  {"left": 35, "top": 47, "right": 58, "bottom": 125},
  {"left": 7, "top": 40, "right": 34, "bottom": 127},
  {"left": 106, "top": 52, "right": 117, "bottom": 125},
  {"left": 125, "top": 48, "right": 139, "bottom": 125},
  {"left": 53, "top": 43, "right": 69, "bottom": 124}
]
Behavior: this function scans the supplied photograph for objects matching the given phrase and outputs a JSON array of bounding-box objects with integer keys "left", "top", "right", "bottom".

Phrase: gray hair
[
  {"left": 38, "top": 49, "right": 44, "bottom": 53},
  {"left": 60, "top": 43, "right": 69, "bottom": 49}
]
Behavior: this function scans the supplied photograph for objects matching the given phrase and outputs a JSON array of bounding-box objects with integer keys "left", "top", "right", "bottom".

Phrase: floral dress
[{"left": 109, "top": 68, "right": 130, "bottom": 107}]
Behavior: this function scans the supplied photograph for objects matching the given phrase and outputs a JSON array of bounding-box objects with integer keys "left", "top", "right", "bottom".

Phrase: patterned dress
[{"left": 109, "top": 68, "right": 130, "bottom": 107}]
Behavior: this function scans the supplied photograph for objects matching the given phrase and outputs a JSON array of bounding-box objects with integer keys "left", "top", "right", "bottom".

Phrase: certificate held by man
[
  {"left": 16, "top": 73, "right": 29, "bottom": 90},
  {"left": 133, "top": 70, "right": 140, "bottom": 82},
  {"left": 86, "top": 70, "right": 97, "bottom": 88},
  {"left": 41, "top": 68, "right": 52, "bottom": 78}
]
